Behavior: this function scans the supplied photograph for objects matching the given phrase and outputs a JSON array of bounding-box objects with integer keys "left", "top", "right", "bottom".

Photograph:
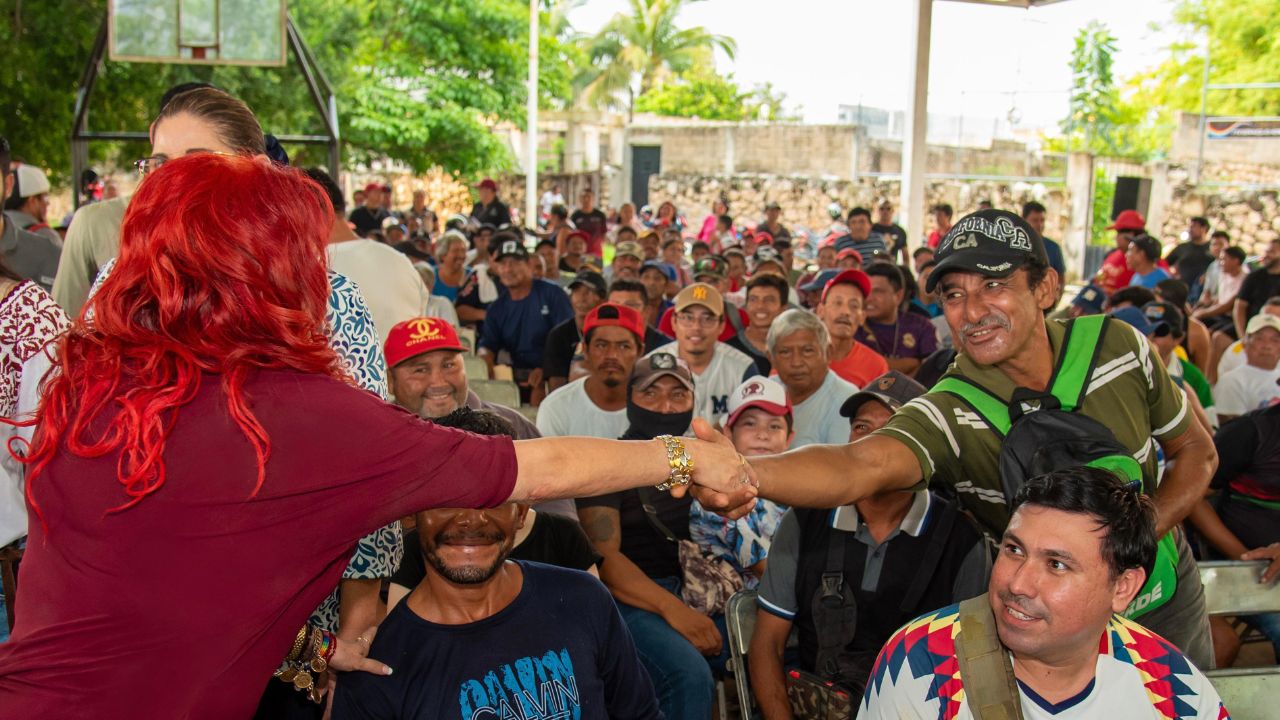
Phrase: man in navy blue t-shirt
[
  {"left": 332, "top": 411, "right": 660, "bottom": 720},
  {"left": 479, "top": 232, "right": 574, "bottom": 402}
]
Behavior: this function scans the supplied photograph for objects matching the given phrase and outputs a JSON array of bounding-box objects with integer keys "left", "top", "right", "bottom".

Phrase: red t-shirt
[
  {"left": 0, "top": 370, "right": 517, "bottom": 718},
  {"left": 829, "top": 341, "right": 890, "bottom": 388}
]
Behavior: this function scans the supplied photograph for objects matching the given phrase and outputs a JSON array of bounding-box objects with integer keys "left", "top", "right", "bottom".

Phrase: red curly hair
[{"left": 24, "top": 154, "right": 342, "bottom": 514}]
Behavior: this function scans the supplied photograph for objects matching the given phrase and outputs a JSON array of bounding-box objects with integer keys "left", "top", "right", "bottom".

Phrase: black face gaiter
[{"left": 620, "top": 402, "right": 694, "bottom": 441}]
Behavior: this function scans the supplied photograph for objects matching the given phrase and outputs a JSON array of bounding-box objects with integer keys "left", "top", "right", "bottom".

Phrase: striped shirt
[{"left": 874, "top": 317, "right": 1191, "bottom": 536}]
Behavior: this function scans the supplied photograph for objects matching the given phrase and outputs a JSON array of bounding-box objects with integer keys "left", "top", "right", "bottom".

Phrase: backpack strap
[
  {"left": 1047, "top": 315, "right": 1108, "bottom": 412},
  {"left": 933, "top": 376, "right": 1011, "bottom": 437},
  {"left": 955, "top": 594, "right": 1025, "bottom": 720},
  {"left": 898, "top": 498, "right": 957, "bottom": 614},
  {"left": 812, "top": 522, "right": 857, "bottom": 680},
  {"left": 636, "top": 487, "right": 679, "bottom": 544}
]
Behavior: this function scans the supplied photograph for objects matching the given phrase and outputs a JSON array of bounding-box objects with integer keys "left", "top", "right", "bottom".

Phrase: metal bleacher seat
[
  {"left": 725, "top": 589, "right": 759, "bottom": 718},
  {"left": 469, "top": 379, "right": 520, "bottom": 409},
  {"left": 1199, "top": 560, "right": 1280, "bottom": 617},
  {"left": 1199, "top": 560, "right": 1280, "bottom": 719},
  {"left": 1207, "top": 667, "right": 1279, "bottom": 720}
]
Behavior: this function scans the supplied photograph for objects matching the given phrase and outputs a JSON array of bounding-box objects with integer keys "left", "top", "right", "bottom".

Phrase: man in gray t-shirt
[{"left": 747, "top": 371, "right": 990, "bottom": 714}]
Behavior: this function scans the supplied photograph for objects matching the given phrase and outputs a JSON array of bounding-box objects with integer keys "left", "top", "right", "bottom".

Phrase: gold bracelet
[
  {"left": 286, "top": 626, "right": 307, "bottom": 662},
  {"left": 654, "top": 435, "right": 693, "bottom": 490}
]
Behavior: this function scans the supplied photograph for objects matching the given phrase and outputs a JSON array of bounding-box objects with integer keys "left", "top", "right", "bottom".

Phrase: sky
[{"left": 568, "top": 0, "right": 1187, "bottom": 133}]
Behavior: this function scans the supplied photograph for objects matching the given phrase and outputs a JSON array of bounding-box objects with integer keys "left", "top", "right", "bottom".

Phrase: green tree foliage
[
  {"left": 1062, "top": 21, "right": 1120, "bottom": 154},
  {"left": 1129, "top": 0, "right": 1280, "bottom": 120},
  {"left": 633, "top": 67, "right": 790, "bottom": 121},
  {"left": 1047, "top": 21, "right": 1165, "bottom": 161},
  {"left": 577, "top": 0, "right": 736, "bottom": 115},
  {"left": 0, "top": 0, "right": 549, "bottom": 180}
]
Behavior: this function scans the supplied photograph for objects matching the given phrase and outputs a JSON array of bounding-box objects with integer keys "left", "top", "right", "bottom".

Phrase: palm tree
[{"left": 576, "top": 0, "right": 737, "bottom": 118}]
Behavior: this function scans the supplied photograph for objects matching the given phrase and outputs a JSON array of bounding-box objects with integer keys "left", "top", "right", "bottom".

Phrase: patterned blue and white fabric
[
  {"left": 88, "top": 261, "right": 403, "bottom": 632},
  {"left": 689, "top": 497, "right": 786, "bottom": 589}
]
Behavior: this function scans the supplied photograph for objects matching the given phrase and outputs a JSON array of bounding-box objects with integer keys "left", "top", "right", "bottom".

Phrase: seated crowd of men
[{"left": 292, "top": 181, "right": 1279, "bottom": 720}]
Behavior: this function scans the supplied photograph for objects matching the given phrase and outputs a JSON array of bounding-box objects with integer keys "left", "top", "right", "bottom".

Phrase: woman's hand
[
  {"left": 672, "top": 418, "right": 757, "bottom": 519},
  {"left": 330, "top": 627, "right": 392, "bottom": 676}
]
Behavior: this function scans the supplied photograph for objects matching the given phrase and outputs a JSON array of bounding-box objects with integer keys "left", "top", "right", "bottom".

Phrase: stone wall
[
  {"left": 645, "top": 173, "right": 1071, "bottom": 244},
  {"left": 626, "top": 121, "right": 1064, "bottom": 180},
  {"left": 1158, "top": 166, "right": 1280, "bottom": 256}
]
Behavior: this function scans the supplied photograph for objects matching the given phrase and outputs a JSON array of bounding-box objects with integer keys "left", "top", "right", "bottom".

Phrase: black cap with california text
[{"left": 926, "top": 209, "right": 1048, "bottom": 293}]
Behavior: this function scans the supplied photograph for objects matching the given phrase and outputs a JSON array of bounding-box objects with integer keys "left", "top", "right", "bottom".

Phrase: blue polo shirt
[{"left": 479, "top": 279, "right": 574, "bottom": 369}]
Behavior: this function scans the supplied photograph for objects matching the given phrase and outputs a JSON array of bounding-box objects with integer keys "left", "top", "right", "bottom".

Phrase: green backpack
[{"left": 933, "top": 314, "right": 1177, "bottom": 619}]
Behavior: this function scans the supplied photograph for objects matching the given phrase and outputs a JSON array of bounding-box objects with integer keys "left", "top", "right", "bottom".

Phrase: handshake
[{"left": 663, "top": 417, "right": 761, "bottom": 519}]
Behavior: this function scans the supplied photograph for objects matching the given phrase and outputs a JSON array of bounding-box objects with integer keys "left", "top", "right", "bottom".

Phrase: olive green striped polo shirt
[{"left": 874, "top": 317, "right": 1191, "bottom": 536}]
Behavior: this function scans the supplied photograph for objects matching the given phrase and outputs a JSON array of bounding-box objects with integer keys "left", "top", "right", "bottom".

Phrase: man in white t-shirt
[
  {"left": 1216, "top": 296, "right": 1280, "bottom": 382},
  {"left": 650, "top": 283, "right": 758, "bottom": 427},
  {"left": 1215, "top": 312, "right": 1280, "bottom": 422},
  {"left": 536, "top": 303, "right": 643, "bottom": 438},
  {"left": 862, "top": 467, "right": 1228, "bottom": 720},
  {"left": 309, "top": 169, "right": 430, "bottom": 345},
  {"left": 767, "top": 308, "right": 858, "bottom": 448}
]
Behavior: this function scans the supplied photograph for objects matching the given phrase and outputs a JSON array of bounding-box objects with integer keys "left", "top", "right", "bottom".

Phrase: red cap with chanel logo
[{"left": 384, "top": 317, "right": 466, "bottom": 369}]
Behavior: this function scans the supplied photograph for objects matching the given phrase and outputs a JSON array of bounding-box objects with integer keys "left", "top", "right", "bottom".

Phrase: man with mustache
[
  {"left": 536, "top": 303, "right": 643, "bottom": 439},
  {"left": 704, "top": 209, "right": 1218, "bottom": 668},
  {"left": 862, "top": 468, "right": 1227, "bottom": 719},
  {"left": 333, "top": 406, "right": 661, "bottom": 720},
  {"left": 818, "top": 269, "right": 889, "bottom": 388}
]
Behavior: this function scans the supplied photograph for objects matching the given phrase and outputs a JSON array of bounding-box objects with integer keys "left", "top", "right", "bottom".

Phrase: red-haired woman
[{"left": 0, "top": 154, "right": 750, "bottom": 719}]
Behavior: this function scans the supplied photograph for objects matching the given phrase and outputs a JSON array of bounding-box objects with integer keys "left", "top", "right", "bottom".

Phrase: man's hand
[
  {"left": 1240, "top": 544, "right": 1280, "bottom": 585},
  {"left": 670, "top": 418, "right": 757, "bottom": 518},
  {"left": 663, "top": 603, "right": 723, "bottom": 655}
]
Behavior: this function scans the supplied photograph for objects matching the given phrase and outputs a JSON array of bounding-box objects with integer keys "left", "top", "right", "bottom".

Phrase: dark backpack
[{"left": 932, "top": 314, "right": 1177, "bottom": 619}]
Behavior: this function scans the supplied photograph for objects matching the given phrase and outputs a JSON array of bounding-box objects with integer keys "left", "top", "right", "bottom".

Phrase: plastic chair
[
  {"left": 463, "top": 355, "right": 489, "bottom": 381},
  {"left": 726, "top": 589, "right": 759, "bottom": 717},
  {"left": 456, "top": 326, "right": 477, "bottom": 354},
  {"left": 470, "top": 379, "right": 520, "bottom": 409}
]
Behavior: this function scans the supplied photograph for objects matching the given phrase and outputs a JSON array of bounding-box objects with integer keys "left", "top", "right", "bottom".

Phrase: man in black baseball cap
[
  {"left": 838, "top": 370, "right": 927, "bottom": 441},
  {"left": 924, "top": 208, "right": 1049, "bottom": 295},
  {"left": 700, "top": 206, "right": 1219, "bottom": 669}
]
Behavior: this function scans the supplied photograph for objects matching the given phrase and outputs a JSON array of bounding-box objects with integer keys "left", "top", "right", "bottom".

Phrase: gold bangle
[{"left": 654, "top": 435, "right": 693, "bottom": 490}]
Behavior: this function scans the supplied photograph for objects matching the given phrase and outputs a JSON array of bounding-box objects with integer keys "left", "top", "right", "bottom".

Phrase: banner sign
[{"left": 1207, "top": 119, "right": 1280, "bottom": 140}]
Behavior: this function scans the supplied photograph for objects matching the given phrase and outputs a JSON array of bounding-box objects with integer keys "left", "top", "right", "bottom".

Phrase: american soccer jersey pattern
[{"left": 861, "top": 603, "right": 1230, "bottom": 720}]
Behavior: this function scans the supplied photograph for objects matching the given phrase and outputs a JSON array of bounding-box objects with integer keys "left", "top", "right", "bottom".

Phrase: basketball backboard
[{"left": 109, "top": 0, "right": 287, "bottom": 66}]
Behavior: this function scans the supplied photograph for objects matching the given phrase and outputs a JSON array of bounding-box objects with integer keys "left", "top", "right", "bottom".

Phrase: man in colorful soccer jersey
[
  {"left": 697, "top": 209, "right": 1218, "bottom": 667},
  {"left": 861, "top": 468, "right": 1229, "bottom": 720}
]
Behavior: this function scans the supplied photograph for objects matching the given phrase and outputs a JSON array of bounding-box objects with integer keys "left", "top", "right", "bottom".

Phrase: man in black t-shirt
[
  {"left": 542, "top": 269, "right": 607, "bottom": 391},
  {"left": 872, "top": 199, "right": 908, "bottom": 265},
  {"left": 1232, "top": 238, "right": 1280, "bottom": 338},
  {"left": 348, "top": 182, "right": 390, "bottom": 238},
  {"left": 577, "top": 354, "right": 721, "bottom": 720},
  {"left": 1167, "top": 216, "right": 1215, "bottom": 301},
  {"left": 570, "top": 188, "right": 608, "bottom": 258},
  {"left": 470, "top": 178, "right": 511, "bottom": 228},
  {"left": 333, "top": 407, "right": 655, "bottom": 720}
]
